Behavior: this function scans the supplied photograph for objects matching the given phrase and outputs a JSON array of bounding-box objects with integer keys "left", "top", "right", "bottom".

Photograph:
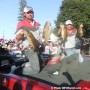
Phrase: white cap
[
  {"left": 65, "top": 20, "right": 72, "bottom": 25},
  {"left": 23, "top": 6, "right": 33, "bottom": 13}
]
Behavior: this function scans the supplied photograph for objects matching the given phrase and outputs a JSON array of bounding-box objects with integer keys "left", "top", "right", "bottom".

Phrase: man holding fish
[
  {"left": 15, "top": 6, "right": 41, "bottom": 75},
  {"left": 58, "top": 20, "right": 84, "bottom": 62}
]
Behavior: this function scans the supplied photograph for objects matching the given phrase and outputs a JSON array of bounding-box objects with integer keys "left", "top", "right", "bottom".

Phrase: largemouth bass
[
  {"left": 43, "top": 21, "right": 51, "bottom": 43},
  {"left": 24, "top": 29, "right": 39, "bottom": 51},
  {"left": 77, "top": 23, "right": 83, "bottom": 38},
  {"left": 59, "top": 23, "right": 67, "bottom": 41}
]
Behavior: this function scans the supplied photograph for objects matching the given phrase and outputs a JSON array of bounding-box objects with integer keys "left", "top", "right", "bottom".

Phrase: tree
[
  {"left": 18, "top": 0, "right": 27, "bottom": 22},
  {"left": 55, "top": 0, "right": 90, "bottom": 37}
]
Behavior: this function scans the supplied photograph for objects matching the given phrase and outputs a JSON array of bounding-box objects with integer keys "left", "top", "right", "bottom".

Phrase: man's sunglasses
[{"left": 27, "top": 11, "right": 34, "bottom": 14}]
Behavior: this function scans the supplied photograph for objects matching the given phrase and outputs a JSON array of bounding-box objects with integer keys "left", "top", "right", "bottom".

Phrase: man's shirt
[
  {"left": 16, "top": 19, "right": 41, "bottom": 38},
  {"left": 62, "top": 29, "right": 77, "bottom": 49},
  {"left": 15, "top": 19, "right": 41, "bottom": 49},
  {"left": 16, "top": 19, "right": 40, "bottom": 30}
]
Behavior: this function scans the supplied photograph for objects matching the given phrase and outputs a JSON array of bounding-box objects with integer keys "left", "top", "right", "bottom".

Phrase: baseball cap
[
  {"left": 65, "top": 20, "right": 72, "bottom": 25},
  {"left": 23, "top": 6, "right": 33, "bottom": 13}
]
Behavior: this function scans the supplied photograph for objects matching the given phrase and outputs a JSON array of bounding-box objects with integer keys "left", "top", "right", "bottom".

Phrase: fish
[
  {"left": 23, "top": 29, "right": 39, "bottom": 51},
  {"left": 59, "top": 23, "right": 67, "bottom": 41},
  {"left": 43, "top": 21, "right": 51, "bottom": 43},
  {"left": 77, "top": 23, "right": 83, "bottom": 38}
]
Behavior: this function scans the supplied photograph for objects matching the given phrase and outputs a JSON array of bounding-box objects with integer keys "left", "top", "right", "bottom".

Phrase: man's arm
[{"left": 15, "top": 29, "right": 24, "bottom": 43}]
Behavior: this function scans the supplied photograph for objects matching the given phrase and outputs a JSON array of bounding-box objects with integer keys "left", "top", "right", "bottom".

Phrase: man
[
  {"left": 58, "top": 20, "right": 83, "bottom": 62},
  {"left": 15, "top": 6, "right": 41, "bottom": 75},
  {"left": 15, "top": 6, "right": 40, "bottom": 45}
]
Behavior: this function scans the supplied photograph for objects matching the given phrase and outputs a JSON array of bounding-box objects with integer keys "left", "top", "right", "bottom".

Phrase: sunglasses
[{"left": 27, "top": 11, "right": 34, "bottom": 14}]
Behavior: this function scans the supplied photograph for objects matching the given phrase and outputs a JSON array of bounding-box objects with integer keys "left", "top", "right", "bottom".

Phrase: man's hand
[
  {"left": 21, "top": 30, "right": 25, "bottom": 34},
  {"left": 79, "top": 23, "right": 83, "bottom": 29},
  {"left": 59, "top": 23, "right": 65, "bottom": 29},
  {"left": 15, "top": 33, "right": 24, "bottom": 43},
  {"left": 57, "top": 23, "right": 65, "bottom": 36}
]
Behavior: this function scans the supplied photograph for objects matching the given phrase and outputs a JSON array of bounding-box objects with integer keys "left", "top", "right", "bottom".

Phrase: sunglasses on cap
[{"left": 26, "top": 11, "right": 34, "bottom": 14}]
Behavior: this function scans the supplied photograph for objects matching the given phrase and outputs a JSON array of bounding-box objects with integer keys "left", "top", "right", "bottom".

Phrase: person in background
[
  {"left": 58, "top": 20, "right": 84, "bottom": 62},
  {"left": 15, "top": 6, "right": 41, "bottom": 75}
]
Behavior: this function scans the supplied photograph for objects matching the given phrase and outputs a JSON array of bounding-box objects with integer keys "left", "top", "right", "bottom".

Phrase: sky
[{"left": 0, "top": 0, "right": 63, "bottom": 40}]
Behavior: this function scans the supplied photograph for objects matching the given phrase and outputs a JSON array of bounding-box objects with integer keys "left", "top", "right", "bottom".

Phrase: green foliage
[
  {"left": 55, "top": 0, "right": 90, "bottom": 37},
  {"left": 18, "top": 0, "right": 27, "bottom": 22}
]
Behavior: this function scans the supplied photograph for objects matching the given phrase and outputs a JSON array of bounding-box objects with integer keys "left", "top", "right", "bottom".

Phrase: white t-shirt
[{"left": 62, "top": 29, "right": 77, "bottom": 49}]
